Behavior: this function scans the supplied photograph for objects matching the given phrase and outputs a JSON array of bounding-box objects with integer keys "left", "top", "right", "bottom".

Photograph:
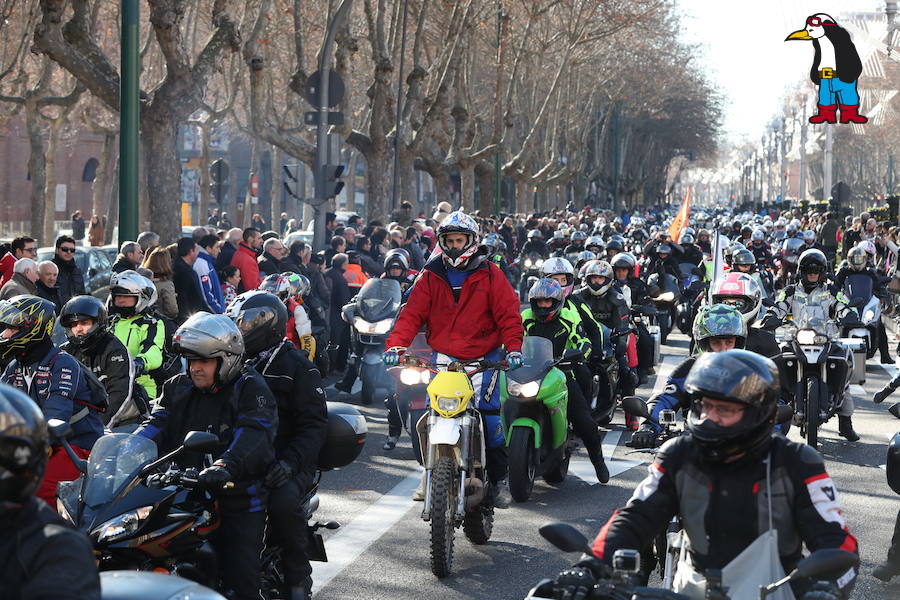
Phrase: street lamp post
[
  {"left": 799, "top": 97, "right": 808, "bottom": 202},
  {"left": 119, "top": 0, "right": 140, "bottom": 244}
]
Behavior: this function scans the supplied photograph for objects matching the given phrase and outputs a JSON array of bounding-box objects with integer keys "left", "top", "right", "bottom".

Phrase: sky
[{"left": 676, "top": 0, "right": 886, "bottom": 144}]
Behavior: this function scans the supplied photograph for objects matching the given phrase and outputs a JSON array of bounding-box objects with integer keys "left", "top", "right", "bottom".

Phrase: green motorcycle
[{"left": 500, "top": 336, "right": 581, "bottom": 502}]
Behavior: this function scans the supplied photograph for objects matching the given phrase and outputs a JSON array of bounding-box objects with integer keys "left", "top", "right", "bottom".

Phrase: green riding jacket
[{"left": 112, "top": 313, "right": 165, "bottom": 399}]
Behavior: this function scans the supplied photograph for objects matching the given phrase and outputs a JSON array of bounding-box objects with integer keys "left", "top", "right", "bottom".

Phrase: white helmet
[
  {"left": 437, "top": 211, "right": 480, "bottom": 268},
  {"left": 108, "top": 270, "right": 157, "bottom": 317},
  {"left": 540, "top": 257, "right": 576, "bottom": 297}
]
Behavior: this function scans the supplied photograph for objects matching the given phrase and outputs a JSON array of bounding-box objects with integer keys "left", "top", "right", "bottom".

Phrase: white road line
[
  {"left": 849, "top": 384, "right": 867, "bottom": 397},
  {"left": 877, "top": 363, "right": 900, "bottom": 380},
  {"left": 311, "top": 470, "right": 422, "bottom": 595},
  {"left": 570, "top": 430, "right": 644, "bottom": 484},
  {"left": 651, "top": 356, "right": 680, "bottom": 395}
]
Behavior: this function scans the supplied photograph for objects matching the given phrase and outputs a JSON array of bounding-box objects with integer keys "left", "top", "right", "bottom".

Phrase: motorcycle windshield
[
  {"left": 793, "top": 295, "right": 832, "bottom": 335},
  {"left": 843, "top": 273, "right": 873, "bottom": 303},
  {"left": 83, "top": 434, "right": 158, "bottom": 508},
  {"left": 508, "top": 336, "right": 555, "bottom": 383},
  {"left": 355, "top": 279, "right": 402, "bottom": 322}
]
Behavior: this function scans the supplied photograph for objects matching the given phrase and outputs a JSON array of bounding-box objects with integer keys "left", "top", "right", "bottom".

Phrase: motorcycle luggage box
[
  {"left": 840, "top": 338, "right": 866, "bottom": 384},
  {"left": 647, "top": 324, "right": 661, "bottom": 365},
  {"left": 318, "top": 402, "right": 368, "bottom": 470}
]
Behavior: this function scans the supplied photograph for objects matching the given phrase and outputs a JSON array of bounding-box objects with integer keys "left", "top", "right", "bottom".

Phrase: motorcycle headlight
[
  {"left": 94, "top": 506, "right": 153, "bottom": 543},
  {"left": 863, "top": 309, "right": 875, "bottom": 322},
  {"left": 400, "top": 368, "right": 421, "bottom": 386},
  {"left": 421, "top": 370, "right": 431, "bottom": 384},
  {"left": 437, "top": 396, "right": 462, "bottom": 413},
  {"left": 535, "top": 259, "right": 544, "bottom": 268},
  {"left": 508, "top": 380, "right": 541, "bottom": 397},
  {"left": 795, "top": 329, "right": 826, "bottom": 345},
  {"left": 353, "top": 317, "right": 393, "bottom": 334},
  {"left": 524, "top": 259, "right": 533, "bottom": 268}
]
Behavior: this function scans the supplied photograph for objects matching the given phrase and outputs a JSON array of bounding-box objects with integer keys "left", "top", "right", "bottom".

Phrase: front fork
[{"left": 422, "top": 413, "right": 474, "bottom": 522}]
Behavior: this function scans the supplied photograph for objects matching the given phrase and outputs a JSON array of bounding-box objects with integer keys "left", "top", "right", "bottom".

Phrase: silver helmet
[
  {"left": 108, "top": 270, "right": 158, "bottom": 317},
  {"left": 173, "top": 313, "right": 245, "bottom": 388}
]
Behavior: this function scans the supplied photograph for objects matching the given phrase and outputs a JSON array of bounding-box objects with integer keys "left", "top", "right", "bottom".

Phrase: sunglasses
[
  {"left": 806, "top": 16, "right": 834, "bottom": 27},
  {"left": 59, "top": 247, "right": 76, "bottom": 253}
]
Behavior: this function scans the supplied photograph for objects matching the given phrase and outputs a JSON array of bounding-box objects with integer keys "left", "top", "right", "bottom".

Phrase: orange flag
[{"left": 668, "top": 187, "right": 692, "bottom": 242}]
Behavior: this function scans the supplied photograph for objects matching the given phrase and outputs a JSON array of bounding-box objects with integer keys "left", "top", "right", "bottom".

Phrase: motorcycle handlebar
[{"left": 400, "top": 356, "right": 509, "bottom": 373}]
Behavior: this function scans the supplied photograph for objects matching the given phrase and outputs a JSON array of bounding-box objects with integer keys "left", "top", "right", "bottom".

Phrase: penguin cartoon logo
[{"left": 785, "top": 14, "right": 867, "bottom": 125}]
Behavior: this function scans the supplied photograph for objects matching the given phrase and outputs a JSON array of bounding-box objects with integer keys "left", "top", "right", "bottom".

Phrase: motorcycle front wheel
[
  {"left": 508, "top": 427, "right": 536, "bottom": 502},
  {"left": 429, "top": 456, "right": 458, "bottom": 578}
]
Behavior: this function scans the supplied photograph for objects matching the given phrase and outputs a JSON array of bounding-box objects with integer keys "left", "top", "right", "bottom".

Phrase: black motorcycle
[
  {"left": 518, "top": 252, "right": 546, "bottom": 302},
  {"left": 52, "top": 401, "right": 367, "bottom": 598},
  {"left": 342, "top": 278, "right": 402, "bottom": 405}
]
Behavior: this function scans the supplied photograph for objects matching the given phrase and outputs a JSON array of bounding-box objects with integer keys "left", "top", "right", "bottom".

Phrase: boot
[
  {"left": 838, "top": 415, "right": 860, "bottom": 442},
  {"left": 873, "top": 560, "right": 900, "bottom": 582},
  {"left": 874, "top": 383, "right": 897, "bottom": 404},
  {"left": 809, "top": 104, "right": 837, "bottom": 124},
  {"left": 412, "top": 472, "right": 426, "bottom": 501},
  {"left": 489, "top": 479, "right": 511, "bottom": 509},
  {"left": 839, "top": 104, "right": 868, "bottom": 124},
  {"left": 289, "top": 577, "right": 313, "bottom": 600},
  {"left": 588, "top": 446, "right": 610, "bottom": 484},
  {"left": 382, "top": 435, "right": 399, "bottom": 451}
]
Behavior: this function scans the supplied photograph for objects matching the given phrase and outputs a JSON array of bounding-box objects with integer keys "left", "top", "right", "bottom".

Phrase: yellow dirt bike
[{"left": 404, "top": 355, "right": 508, "bottom": 578}]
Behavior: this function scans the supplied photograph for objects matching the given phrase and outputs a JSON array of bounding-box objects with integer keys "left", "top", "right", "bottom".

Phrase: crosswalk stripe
[
  {"left": 651, "top": 356, "right": 680, "bottom": 395},
  {"left": 849, "top": 384, "right": 867, "bottom": 397},
  {"left": 312, "top": 469, "right": 422, "bottom": 594}
]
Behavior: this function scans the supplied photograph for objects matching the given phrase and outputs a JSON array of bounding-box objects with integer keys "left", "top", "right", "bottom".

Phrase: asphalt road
[{"left": 311, "top": 331, "right": 900, "bottom": 599}]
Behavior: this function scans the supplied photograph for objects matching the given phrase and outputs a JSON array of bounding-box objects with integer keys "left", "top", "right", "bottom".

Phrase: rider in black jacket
[
  {"left": 0, "top": 384, "right": 101, "bottom": 599},
  {"left": 60, "top": 295, "right": 148, "bottom": 429},
  {"left": 611, "top": 253, "right": 657, "bottom": 383},
  {"left": 227, "top": 291, "right": 329, "bottom": 600},
  {"left": 136, "top": 313, "right": 278, "bottom": 600},
  {"left": 557, "top": 351, "right": 858, "bottom": 600}
]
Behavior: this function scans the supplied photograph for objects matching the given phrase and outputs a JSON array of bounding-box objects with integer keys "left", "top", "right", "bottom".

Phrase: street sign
[
  {"left": 210, "top": 159, "right": 229, "bottom": 183},
  {"left": 304, "top": 70, "right": 345, "bottom": 107}
]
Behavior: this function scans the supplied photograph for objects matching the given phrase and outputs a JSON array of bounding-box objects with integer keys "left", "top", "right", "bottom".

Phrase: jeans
[{"left": 818, "top": 77, "right": 860, "bottom": 106}]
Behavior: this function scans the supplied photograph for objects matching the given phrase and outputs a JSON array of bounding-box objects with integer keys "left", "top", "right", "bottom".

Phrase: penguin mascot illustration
[{"left": 785, "top": 13, "right": 867, "bottom": 124}]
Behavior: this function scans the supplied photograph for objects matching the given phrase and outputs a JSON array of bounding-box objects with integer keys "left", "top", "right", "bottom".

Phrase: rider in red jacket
[{"left": 384, "top": 211, "right": 524, "bottom": 506}]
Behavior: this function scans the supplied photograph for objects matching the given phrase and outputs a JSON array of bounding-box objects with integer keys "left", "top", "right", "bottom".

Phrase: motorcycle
[
  {"left": 405, "top": 355, "right": 506, "bottom": 578},
  {"left": 675, "top": 263, "right": 701, "bottom": 335},
  {"left": 342, "top": 278, "right": 403, "bottom": 405},
  {"left": 500, "top": 336, "right": 581, "bottom": 502},
  {"left": 591, "top": 323, "right": 621, "bottom": 427},
  {"left": 632, "top": 304, "right": 661, "bottom": 366},
  {"left": 519, "top": 252, "right": 546, "bottom": 302},
  {"left": 388, "top": 332, "right": 433, "bottom": 464},
  {"left": 777, "top": 294, "right": 854, "bottom": 449},
  {"left": 526, "top": 522, "right": 858, "bottom": 600},
  {"left": 841, "top": 273, "right": 883, "bottom": 360},
  {"left": 52, "top": 401, "right": 367, "bottom": 597}
]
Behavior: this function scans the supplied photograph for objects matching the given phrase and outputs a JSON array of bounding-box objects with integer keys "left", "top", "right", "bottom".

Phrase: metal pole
[
  {"left": 390, "top": 0, "right": 409, "bottom": 215},
  {"left": 799, "top": 101, "right": 808, "bottom": 202},
  {"left": 313, "top": 0, "right": 354, "bottom": 252},
  {"left": 779, "top": 118, "right": 787, "bottom": 203},
  {"left": 493, "top": 0, "right": 503, "bottom": 217},
  {"left": 823, "top": 124, "right": 834, "bottom": 203},
  {"left": 118, "top": 0, "right": 140, "bottom": 244}
]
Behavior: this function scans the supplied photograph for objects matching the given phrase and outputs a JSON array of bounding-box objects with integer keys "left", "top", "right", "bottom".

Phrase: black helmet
[
  {"left": 798, "top": 249, "right": 827, "bottom": 281},
  {"left": 888, "top": 431, "right": 900, "bottom": 495},
  {"left": 611, "top": 252, "right": 637, "bottom": 271},
  {"left": 225, "top": 291, "right": 288, "bottom": 356},
  {"left": 657, "top": 244, "right": 672, "bottom": 256},
  {"left": 0, "top": 384, "right": 48, "bottom": 506},
  {"left": 60, "top": 296, "right": 108, "bottom": 351},
  {"left": 0, "top": 296, "right": 56, "bottom": 359},
  {"left": 741, "top": 225, "right": 752, "bottom": 237},
  {"left": 731, "top": 248, "right": 755, "bottom": 267},
  {"left": 605, "top": 239, "right": 624, "bottom": 253},
  {"left": 685, "top": 350, "right": 779, "bottom": 464}
]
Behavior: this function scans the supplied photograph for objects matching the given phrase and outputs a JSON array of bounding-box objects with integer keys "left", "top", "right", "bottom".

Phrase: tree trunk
[
  {"left": 105, "top": 158, "right": 119, "bottom": 245},
  {"left": 44, "top": 119, "right": 70, "bottom": 244},
  {"left": 475, "top": 162, "right": 494, "bottom": 217},
  {"left": 366, "top": 149, "right": 390, "bottom": 222},
  {"left": 143, "top": 111, "right": 182, "bottom": 243},
  {"left": 198, "top": 122, "right": 211, "bottom": 228},
  {"left": 459, "top": 163, "right": 475, "bottom": 212},
  {"left": 25, "top": 99, "right": 47, "bottom": 242},
  {"left": 398, "top": 149, "right": 416, "bottom": 211},
  {"left": 515, "top": 177, "right": 530, "bottom": 215},
  {"left": 92, "top": 131, "right": 116, "bottom": 219},
  {"left": 270, "top": 145, "right": 281, "bottom": 230}
]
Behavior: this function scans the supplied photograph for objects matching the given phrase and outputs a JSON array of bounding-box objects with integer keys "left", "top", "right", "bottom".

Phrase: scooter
[
  {"left": 342, "top": 278, "right": 402, "bottom": 405},
  {"left": 500, "top": 336, "right": 582, "bottom": 502}
]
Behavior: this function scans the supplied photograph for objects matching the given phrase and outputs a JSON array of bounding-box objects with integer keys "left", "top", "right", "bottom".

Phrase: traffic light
[
  {"left": 318, "top": 164, "right": 345, "bottom": 199},
  {"left": 283, "top": 164, "right": 301, "bottom": 200}
]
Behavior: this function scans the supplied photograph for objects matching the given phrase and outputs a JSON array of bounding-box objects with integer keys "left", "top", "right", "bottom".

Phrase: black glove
[
  {"left": 630, "top": 427, "right": 658, "bottom": 449},
  {"left": 801, "top": 581, "right": 842, "bottom": 600},
  {"left": 264, "top": 459, "right": 293, "bottom": 488},
  {"left": 198, "top": 463, "right": 232, "bottom": 490},
  {"left": 552, "top": 567, "right": 596, "bottom": 600}
]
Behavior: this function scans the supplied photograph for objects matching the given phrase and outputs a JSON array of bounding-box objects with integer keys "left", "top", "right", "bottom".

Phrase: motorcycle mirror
[
  {"left": 183, "top": 431, "right": 220, "bottom": 452},
  {"left": 889, "top": 403, "right": 900, "bottom": 420},
  {"left": 790, "top": 549, "right": 858, "bottom": 581},
  {"left": 47, "top": 418, "right": 73, "bottom": 441},
  {"left": 538, "top": 522, "right": 593, "bottom": 555},
  {"left": 621, "top": 396, "right": 653, "bottom": 421},
  {"left": 775, "top": 404, "right": 794, "bottom": 425}
]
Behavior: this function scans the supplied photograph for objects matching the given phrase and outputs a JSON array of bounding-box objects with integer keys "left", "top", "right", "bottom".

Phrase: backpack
[{"left": 48, "top": 349, "right": 109, "bottom": 424}]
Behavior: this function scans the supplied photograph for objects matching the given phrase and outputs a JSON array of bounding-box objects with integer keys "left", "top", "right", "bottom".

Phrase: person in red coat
[
  {"left": 384, "top": 211, "right": 524, "bottom": 506},
  {"left": 230, "top": 227, "right": 263, "bottom": 292}
]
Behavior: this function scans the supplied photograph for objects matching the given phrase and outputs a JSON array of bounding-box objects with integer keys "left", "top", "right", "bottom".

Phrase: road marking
[
  {"left": 849, "top": 384, "right": 867, "bottom": 397},
  {"left": 877, "top": 363, "right": 900, "bottom": 380},
  {"left": 570, "top": 430, "right": 644, "bottom": 484},
  {"left": 651, "top": 356, "right": 680, "bottom": 395},
  {"left": 311, "top": 469, "right": 422, "bottom": 594}
]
